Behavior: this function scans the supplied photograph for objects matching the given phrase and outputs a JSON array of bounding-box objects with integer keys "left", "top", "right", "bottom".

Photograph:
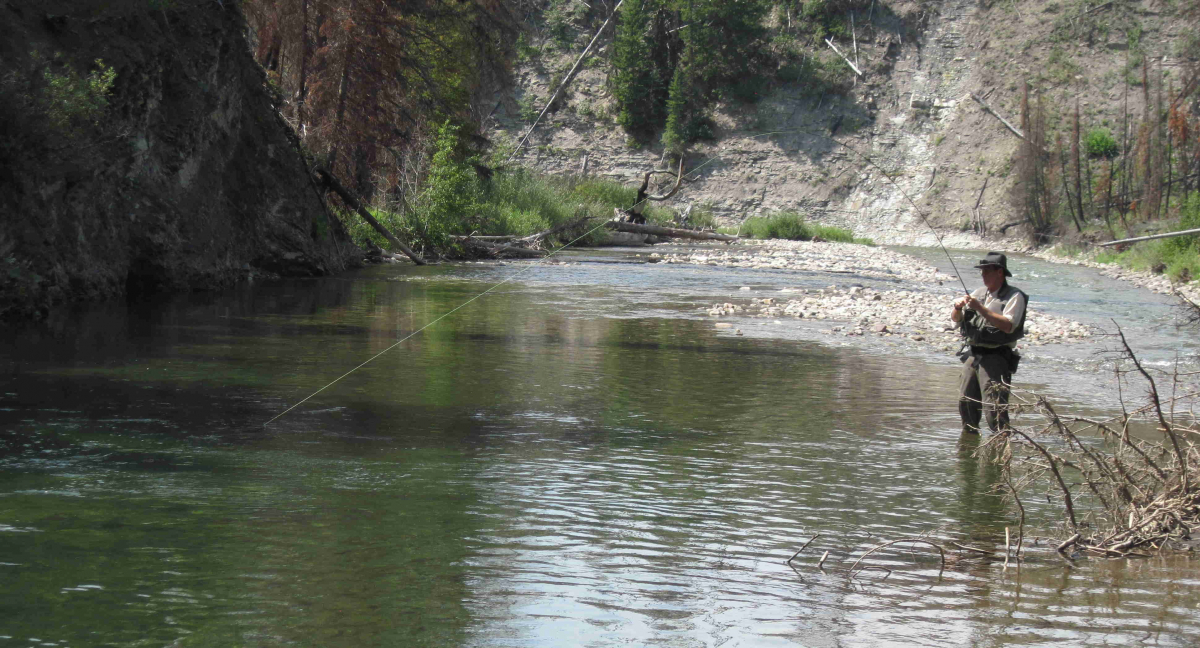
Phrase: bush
[
  {"left": 41, "top": 56, "right": 116, "bottom": 134},
  {"left": 342, "top": 164, "right": 723, "bottom": 255},
  {"left": 1, "top": 53, "right": 116, "bottom": 158},
  {"left": 738, "top": 212, "right": 871, "bottom": 244},
  {"left": 411, "top": 121, "right": 483, "bottom": 249},
  {"left": 1161, "top": 192, "right": 1200, "bottom": 281},
  {"left": 1084, "top": 128, "right": 1119, "bottom": 158}
]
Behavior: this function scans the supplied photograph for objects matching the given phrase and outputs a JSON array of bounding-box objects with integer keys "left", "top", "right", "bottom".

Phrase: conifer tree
[
  {"left": 612, "top": 0, "right": 679, "bottom": 141},
  {"left": 659, "top": 0, "right": 769, "bottom": 151},
  {"left": 612, "top": 0, "right": 659, "bottom": 138}
]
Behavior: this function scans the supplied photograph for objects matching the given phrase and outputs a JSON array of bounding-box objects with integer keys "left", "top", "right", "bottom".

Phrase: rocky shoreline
[{"left": 646, "top": 239, "right": 1099, "bottom": 352}]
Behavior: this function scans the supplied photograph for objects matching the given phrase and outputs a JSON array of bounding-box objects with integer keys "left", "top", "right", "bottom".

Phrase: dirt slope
[{"left": 487, "top": 0, "right": 1185, "bottom": 247}]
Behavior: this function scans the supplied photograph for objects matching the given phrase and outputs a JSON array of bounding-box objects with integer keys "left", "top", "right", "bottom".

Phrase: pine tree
[
  {"left": 612, "top": 0, "right": 660, "bottom": 138},
  {"left": 660, "top": 0, "right": 770, "bottom": 151},
  {"left": 612, "top": 0, "right": 680, "bottom": 141}
]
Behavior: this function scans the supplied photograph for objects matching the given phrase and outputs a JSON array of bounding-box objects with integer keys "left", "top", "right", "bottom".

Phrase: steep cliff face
[
  {"left": 0, "top": 0, "right": 358, "bottom": 320},
  {"left": 489, "top": 0, "right": 1185, "bottom": 246}
]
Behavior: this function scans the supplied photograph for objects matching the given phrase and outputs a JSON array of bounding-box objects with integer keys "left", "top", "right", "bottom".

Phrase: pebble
[
  {"left": 659, "top": 239, "right": 957, "bottom": 284},
  {"left": 683, "top": 240, "right": 1100, "bottom": 350}
]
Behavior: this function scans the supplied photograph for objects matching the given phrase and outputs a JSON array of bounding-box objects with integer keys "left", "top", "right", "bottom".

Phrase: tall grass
[
  {"left": 733, "top": 212, "right": 873, "bottom": 245},
  {"left": 338, "top": 167, "right": 710, "bottom": 254}
]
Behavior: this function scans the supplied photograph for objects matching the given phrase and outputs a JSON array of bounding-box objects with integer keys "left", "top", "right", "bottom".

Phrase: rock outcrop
[{"left": 0, "top": 0, "right": 358, "bottom": 320}]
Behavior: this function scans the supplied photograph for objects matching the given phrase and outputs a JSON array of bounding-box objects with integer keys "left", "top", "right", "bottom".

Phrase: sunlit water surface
[{"left": 2, "top": 246, "right": 1198, "bottom": 647}]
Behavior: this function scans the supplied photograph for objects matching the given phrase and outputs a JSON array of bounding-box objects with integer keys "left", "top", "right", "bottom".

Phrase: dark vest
[{"left": 961, "top": 283, "right": 1028, "bottom": 347}]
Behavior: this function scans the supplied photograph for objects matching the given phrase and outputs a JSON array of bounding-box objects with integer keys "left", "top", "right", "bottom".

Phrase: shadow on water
[{"left": 2, "top": 256, "right": 1199, "bottom": 646}]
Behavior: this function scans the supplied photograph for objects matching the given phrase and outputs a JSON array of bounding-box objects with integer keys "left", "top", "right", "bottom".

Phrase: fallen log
[
  {"left": 316, "top": 168, "right": 426, "bottom": 265},
  {"left": 456, "top": 237, "right": 547, "bottom": 259},
  {"left": 969, "top": 92, "right": 1027, "bottom": 143},
  {"left": 825, "top": 38, "right": 863, "bottom": 77},
  {"left": 451, "top": 214, "right": 593, "bottom": 257},
  {"left": 606, "top": 220, "right": 739, "bottom": 242},
  {"left": 517, "top": 214, "right": 593, "bottom": 246},
  {"left": 1098, "top": 227, "right": 1200, "bottom": 247}
]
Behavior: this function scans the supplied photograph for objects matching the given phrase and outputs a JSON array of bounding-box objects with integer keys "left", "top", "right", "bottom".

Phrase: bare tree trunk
[
  {"left": 1073, "top": 100, "right": 1085, "bottom": 227},
  {"left": 607, "top": 218, "right": 739, "bottom": 241},
  {"left": 326, "top": 55, "right": 352, "bottom": 172},
  {"left": 1118, "top": 62, "right": 1131, "bottom": 231},
  {"left": 317, "top": 169, "right": 426, "bottom": 265},
  {"left": 296, "top": 0, "right": 311, "bottom": 135},
  {"left": 1059, "top": 135, "right": 1082, "bottom": 232}
]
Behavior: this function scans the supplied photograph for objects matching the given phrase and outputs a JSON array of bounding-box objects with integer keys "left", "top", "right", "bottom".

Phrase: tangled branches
[{"left": 982, "top": 326, "right": 1200, "bottom": 558}]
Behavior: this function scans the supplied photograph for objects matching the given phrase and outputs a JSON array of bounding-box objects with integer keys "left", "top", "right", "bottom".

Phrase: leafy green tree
[{"left": 416, "top": 121, "right": 482, "bottom": 250}]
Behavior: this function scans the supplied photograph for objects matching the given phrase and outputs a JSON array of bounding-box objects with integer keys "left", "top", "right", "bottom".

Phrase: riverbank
[{"left": 647, "top": 239, "right": 1099, "bottom": 353}]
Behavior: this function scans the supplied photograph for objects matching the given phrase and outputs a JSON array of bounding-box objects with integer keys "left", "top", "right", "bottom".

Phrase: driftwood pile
[
  {"left": 982, "top": 326, "right": 1200, "bottom": 559},
  {"left": 453, "top": 215, "right": 595, "bottom": 259},
  {"left": 786, "top": 318, "right": 1200, "bottom": 577}
]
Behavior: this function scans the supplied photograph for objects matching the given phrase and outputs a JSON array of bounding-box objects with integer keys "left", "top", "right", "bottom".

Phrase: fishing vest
[{"left": 960, "top": 283, "right": 1028, "bottom": 347}]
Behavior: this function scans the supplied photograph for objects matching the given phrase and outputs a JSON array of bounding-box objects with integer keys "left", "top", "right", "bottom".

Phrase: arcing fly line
[
  {"left": 267, "top": 127, "right": 968, "bottom": 425},
  {"left": 265, "top": 152, "right": 728, "bottom": 427},
  {"left": 262, "top": 217, "right": 610, "bottom": 427}
]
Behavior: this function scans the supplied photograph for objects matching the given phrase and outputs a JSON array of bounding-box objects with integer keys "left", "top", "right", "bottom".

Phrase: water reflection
[{"left": 1, "top": 258, "right": 1198, "bottom": 647}]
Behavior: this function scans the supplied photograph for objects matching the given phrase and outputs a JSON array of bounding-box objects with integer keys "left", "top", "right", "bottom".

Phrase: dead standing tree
[{"left": 616, "top": 157, "right": 686, "bottom": 225}]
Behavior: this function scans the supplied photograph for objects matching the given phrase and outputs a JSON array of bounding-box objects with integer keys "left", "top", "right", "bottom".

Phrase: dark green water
[{"left": 3, "top": 252, "right": 1198, "bottom": 647}]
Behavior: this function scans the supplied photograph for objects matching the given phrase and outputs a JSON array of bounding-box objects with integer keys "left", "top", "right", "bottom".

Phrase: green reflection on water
[{"left": 1, "top": 267, "right": 1199, "bottom": 647}]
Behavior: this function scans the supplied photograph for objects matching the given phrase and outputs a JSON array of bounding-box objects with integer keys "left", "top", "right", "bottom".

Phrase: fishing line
[
  {"left": 263, "top": 219, "right": 609, "bottom": 427},
  {"left": 265, "top": 147, "right": 748, "bottom": 426},
  {"left": 266, "top": 127, "right": 970, "bottom": 425}
]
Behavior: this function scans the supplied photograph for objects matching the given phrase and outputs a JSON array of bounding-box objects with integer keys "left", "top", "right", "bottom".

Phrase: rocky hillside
[
  {"left": 488, "top": 0, "right": 1189, "bottom": 247},
  {"left": 0, "top": 0, "right": 358, "bottom": 320}
]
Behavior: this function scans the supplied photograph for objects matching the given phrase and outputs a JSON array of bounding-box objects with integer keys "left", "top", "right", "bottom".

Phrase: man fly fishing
[{"left": 949, "top": 252, "right": 1027, "bottom": 434}]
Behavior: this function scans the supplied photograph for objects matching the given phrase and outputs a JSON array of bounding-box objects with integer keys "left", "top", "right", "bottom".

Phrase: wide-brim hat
[{"left": 973, "top": 251, "right": 1012, "bottom": 277}]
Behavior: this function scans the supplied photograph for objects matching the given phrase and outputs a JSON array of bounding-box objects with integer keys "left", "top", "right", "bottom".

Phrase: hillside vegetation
[
  {"left": 4, "top": 0, "right": 1200, "bottom": 319},
  {"left": 484, "top": 1, "right": 1200, "bottom": 270}
]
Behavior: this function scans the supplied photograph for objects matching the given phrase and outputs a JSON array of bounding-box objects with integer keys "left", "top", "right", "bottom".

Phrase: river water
[{"left": 2, "top": 246, "right": 1198, "bottom": 647}]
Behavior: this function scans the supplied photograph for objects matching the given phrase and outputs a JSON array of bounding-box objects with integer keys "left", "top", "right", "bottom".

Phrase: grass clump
[
  {"left": 734, "top": 212, "right": 872, "bottom": 245},
  {"left": 340, "top": 160, "right": 700, "bottom": 255},
  {"left": 1084, "top": 127, "right": 1119, "bottom": 159}
]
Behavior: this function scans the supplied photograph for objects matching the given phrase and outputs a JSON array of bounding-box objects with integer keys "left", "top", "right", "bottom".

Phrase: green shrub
[
  {"left": 1160, "top": 192, "right": 1200, "bottom": 281},
  {"left": 39, "top": 55, "right": 116, "bottom": 135},
  {"left": 411, "top": 121, "right": 483, "bottom": 249},
  {"left": 1163, "top": 192, "right": 1200, "bottom": 256},
  {"left": 345, "top": 165, "right": 734, "bottom": 255},
  {"left": 738, "top": 212, "right": 870, "bottom": 244},
  {"left": 1085, "top": 128, "right": 1119, "bottom": 158},
  {"left": 1091, "top": 195, "right": 1200, "bottom": 282}
]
